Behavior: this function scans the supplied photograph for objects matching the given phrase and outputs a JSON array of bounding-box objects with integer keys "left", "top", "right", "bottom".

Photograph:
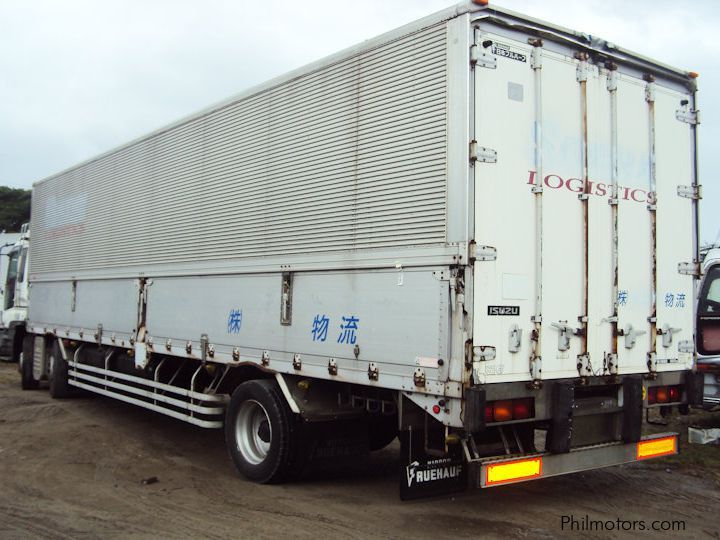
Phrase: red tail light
[
  {"left": 647, "top": 385, "right": 682, "bottom": 404},
  {"left": 485, "top": 398, "right": 535, "bottom": 423},
  {"left": 512, "top": 398, "right": 534, "bottom": 420}
]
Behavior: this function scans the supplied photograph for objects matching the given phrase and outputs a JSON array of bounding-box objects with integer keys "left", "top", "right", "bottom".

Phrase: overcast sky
[{"left": 1, "top": 0, "right": 717, "bottom": 242}]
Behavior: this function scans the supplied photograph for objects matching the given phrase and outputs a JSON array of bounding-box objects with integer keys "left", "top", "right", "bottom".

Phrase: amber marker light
[
  {"left": 485, "top": 457, "right": 542, "bottom": 486},
  {"left": 636, "top": 435, "right": 677, "bottom": 460}
]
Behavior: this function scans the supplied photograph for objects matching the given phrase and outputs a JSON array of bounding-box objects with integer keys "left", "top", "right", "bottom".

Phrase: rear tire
[
  {"left": 225, "top": 379, "right": 300, "bottom": 484},
  {"left": 49, "top": 341, "right": 72, "bottom": 398},
  {"left": 19, "top": 336, "right": 38, "bottom": 390}
]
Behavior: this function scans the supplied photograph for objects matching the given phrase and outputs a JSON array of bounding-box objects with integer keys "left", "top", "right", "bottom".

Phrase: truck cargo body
[{"left": 24, "top": 3, "right": 700, "bottom": 497}]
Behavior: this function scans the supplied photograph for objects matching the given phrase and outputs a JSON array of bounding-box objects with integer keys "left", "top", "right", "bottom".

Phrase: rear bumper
[{"left": 471, "top": 433, "right": 677, "bottom": 488}]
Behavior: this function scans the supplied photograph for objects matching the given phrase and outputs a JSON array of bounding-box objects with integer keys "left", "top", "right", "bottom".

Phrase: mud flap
[
  {"left": 464, "top": 386, "right": 486, "bottom": 433},
  {"left": 685, "top": 371, "right": 704, "bottom": 406},
  {"left": 547, "top": 381, "right": 574, "bottom": 453},
  {"left": 622, "top": 375, "right": 643, "bottom": 443},
  {"left": 398, "top": 428, "right": 466, "bottom": 500}
]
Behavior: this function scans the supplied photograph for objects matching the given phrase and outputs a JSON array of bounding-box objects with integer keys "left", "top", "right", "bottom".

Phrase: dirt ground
[{"left": 0, "top": 362, "right": 718, "bottom": 539}]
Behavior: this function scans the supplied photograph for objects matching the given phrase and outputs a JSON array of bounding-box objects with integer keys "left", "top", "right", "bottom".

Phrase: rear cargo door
[{"left": 471, "top": 29, "right": 695, "bottom": 384}]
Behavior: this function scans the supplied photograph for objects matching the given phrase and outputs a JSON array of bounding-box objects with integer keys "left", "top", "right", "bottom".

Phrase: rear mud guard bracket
[
  {"left": 547, "top": 381, "right": 573, "bottom": 454},
  {"left": 622, "top": 375, "right": 643, "bottom": 443}
]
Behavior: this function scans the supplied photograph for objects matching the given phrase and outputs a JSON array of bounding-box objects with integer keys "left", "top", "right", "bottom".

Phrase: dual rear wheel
[
  {"left": 225, "top": 379, "right": 398, "bottom": 483},
  {"left": 19, "top": 337, "right": 71, "bottom": 398},
  {"left": 225, "top": 379, "right": 300, "bottom": 484}
]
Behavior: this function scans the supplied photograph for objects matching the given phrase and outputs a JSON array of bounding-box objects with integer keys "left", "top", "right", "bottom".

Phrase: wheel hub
[{"left": 235, "top": 400, "right": 272, "bottom": 465}]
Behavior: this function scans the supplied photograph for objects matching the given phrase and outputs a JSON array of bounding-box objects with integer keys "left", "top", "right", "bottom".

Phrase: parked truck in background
[
  {"left": 0, "top": 226, "right": 29, "bottom": 362},
  {"left": 697, "top": 247, "right": 720, "bottom": 408},
  {"left": 19, "top": 2, "right": 707, "bottom": 498}
]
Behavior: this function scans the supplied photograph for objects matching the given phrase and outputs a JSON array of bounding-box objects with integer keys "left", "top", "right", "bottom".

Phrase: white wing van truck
[
  {"left": 20, "top": 2, "right": 705, "bottom": 499},
  {"left": 1, "top": 227, "right": 29, "bottom": 362}
]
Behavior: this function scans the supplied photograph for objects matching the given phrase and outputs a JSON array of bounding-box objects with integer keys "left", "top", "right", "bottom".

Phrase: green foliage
[{"left": 0, "top": 187, "right": 31, "bottom": 232}]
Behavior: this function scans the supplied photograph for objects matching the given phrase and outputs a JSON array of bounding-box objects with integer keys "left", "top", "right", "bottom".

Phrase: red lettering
[
  {"left": 527, "top": 170, "right": 538, "bottom": 185},
  {"left": 544, "top": 174, "right": 563, "bottom": 189},
  {"left": 630, "top": 189, "right": 646, "bottom": 203},
  {"left": 595, "top": 183, "right": 607, "bottom": 197},
  {"left": 566, "top": 178, "right": 583, "bottom": 193},
  {"left": 621, "top": 186, "right": 631, "bottom": 200},
  {"left": 647, "top": 191, "right": 656, "bottom": 205}
]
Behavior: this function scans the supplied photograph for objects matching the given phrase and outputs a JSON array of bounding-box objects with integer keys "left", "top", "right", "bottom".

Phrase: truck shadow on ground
[{"left": 74, "top": 392, "right": 679, "bottom": 503}]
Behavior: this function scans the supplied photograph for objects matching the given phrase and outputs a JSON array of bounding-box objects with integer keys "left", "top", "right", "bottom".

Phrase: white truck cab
[
  {"left": 697, "top": 247, "right": 720, "bottom": 407},
  {"left": 0, "top": 224, "right": 30, "bottom": 362}
]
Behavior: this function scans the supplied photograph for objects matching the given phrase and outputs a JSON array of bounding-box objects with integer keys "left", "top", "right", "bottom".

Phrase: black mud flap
[
  {"left": 622, "top": 375, "right": 643, "bottom": 443},
  {"left": 398, "top": 429, "right": 466, "bottom": 500},
  {"left": 464, "top": 386, "right": 486, "bottom": 433},
  {"left": 547, "top": 381, "right": 574, "bottom": 453},
  {"left": 685, "top": 371, "right": 704, "bottom": 407}
]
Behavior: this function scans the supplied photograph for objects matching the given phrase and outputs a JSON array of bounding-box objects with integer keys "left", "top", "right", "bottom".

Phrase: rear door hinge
[
  {"left": 530, "top": 46, "right": 542, "bottom": 70},
  {"left": 469, "top": 141, "right": 497, "bottom": 163},
  {"left": 470, "top": 44, "right": 497, "bottom": 69},
  {"left": 470, "top": 244, "right": 497, "bottom": 262},
  {"left": 677, "top": 184, "right": 701, "bottom": 200},
  {"left": 678, "top": 261, "right": 701, "bottom": 277},
  {"left": 576, "top": 59, "right": 589, "bottom": 82},
  {"left": 676, "top": 108, "right": 700, "bottom": 125},
  {"left": 577, "top": 353, "right": 591, "bottom": 377},
  {"left": 645, "top": 82, "right": 656, "bottom": 103},
  {"left": 473, "top": 346, "right": 496, "bottom": 362}
]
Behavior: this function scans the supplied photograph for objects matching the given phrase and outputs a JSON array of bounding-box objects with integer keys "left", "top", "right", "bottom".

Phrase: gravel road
[{"left": 0, "top": 362, "right": 718, "bottom": 539}]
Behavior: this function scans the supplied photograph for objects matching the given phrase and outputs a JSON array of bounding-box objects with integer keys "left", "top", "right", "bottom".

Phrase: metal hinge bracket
[
  {"left": 577, "top": 353, "right": 591, "bottom": 377},
  {"left": 606, "top": 69, "right": 618, "bottom": 92},
  {"left": 473, "top": 346, "right": 496, "bottom": 362},
  {"left": 605, "top": 352, "right": 618, "bottom": 375},
  {"left": 645, "top": 82, "right": 656, "bottom": 103},
  {"left": 576, "top": 60, "right": 589, "bottom": 82},
  {"left": 470, "top": 244, "right": 497, "bottom": 262},
  {"left": 470, "top": 44, "right": 497, "bottom": 69},
  {"left": 530, "top": 47, "right": 542, "bottom": 70},
  {"left": 676, "top": 108, "right": 700, "bottom": 125},
  {"left": 677, "top": 184, "right": 701, "bottom": 200},
  {"left": 678, "top": 340, "right": 694, "bottom": 354},
  {"left": 469, "top": 141, "right": 497, "bottom": 163},
  {"left": 678, "top": 261, "right": 701, "bottom": 277}
]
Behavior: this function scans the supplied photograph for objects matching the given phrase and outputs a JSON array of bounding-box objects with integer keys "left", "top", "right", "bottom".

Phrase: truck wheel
[
  {"left": 49, "top": 341, "right": 72, "bottom": 399},
  {"left": 368, "top": 415, "right": 398, "bottom": 451},
  {"left": 20, "top": 349, "right": 38, "bottom": 390},
  {"left": 225, "top": 379, "right": 298, "bottom": 484}
]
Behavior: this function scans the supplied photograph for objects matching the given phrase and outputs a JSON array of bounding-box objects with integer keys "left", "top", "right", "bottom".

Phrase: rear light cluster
[
  {"left": 647, "top": 385, "right": 682, "bottom": 404},
  {"left": 485, "top": 398, "right": 534, "bottom": 423}
]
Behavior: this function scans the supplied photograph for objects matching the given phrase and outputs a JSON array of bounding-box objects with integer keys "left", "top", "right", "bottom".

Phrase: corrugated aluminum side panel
[{"left": 30, "top": 23, "right": 448, "bottom": 275}]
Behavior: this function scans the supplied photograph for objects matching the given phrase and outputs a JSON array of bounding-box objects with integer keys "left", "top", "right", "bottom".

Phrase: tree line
[{"left": 0, "top": 186, "right": 31, "bottom": 232}]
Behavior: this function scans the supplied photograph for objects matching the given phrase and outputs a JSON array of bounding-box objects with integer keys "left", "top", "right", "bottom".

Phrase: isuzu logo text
[
  {"left": 488, "top": 305, "right": 520, "bottom": 316},
  {"left": 526, "top": 170, "right": 655, "bottom": 205}
]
